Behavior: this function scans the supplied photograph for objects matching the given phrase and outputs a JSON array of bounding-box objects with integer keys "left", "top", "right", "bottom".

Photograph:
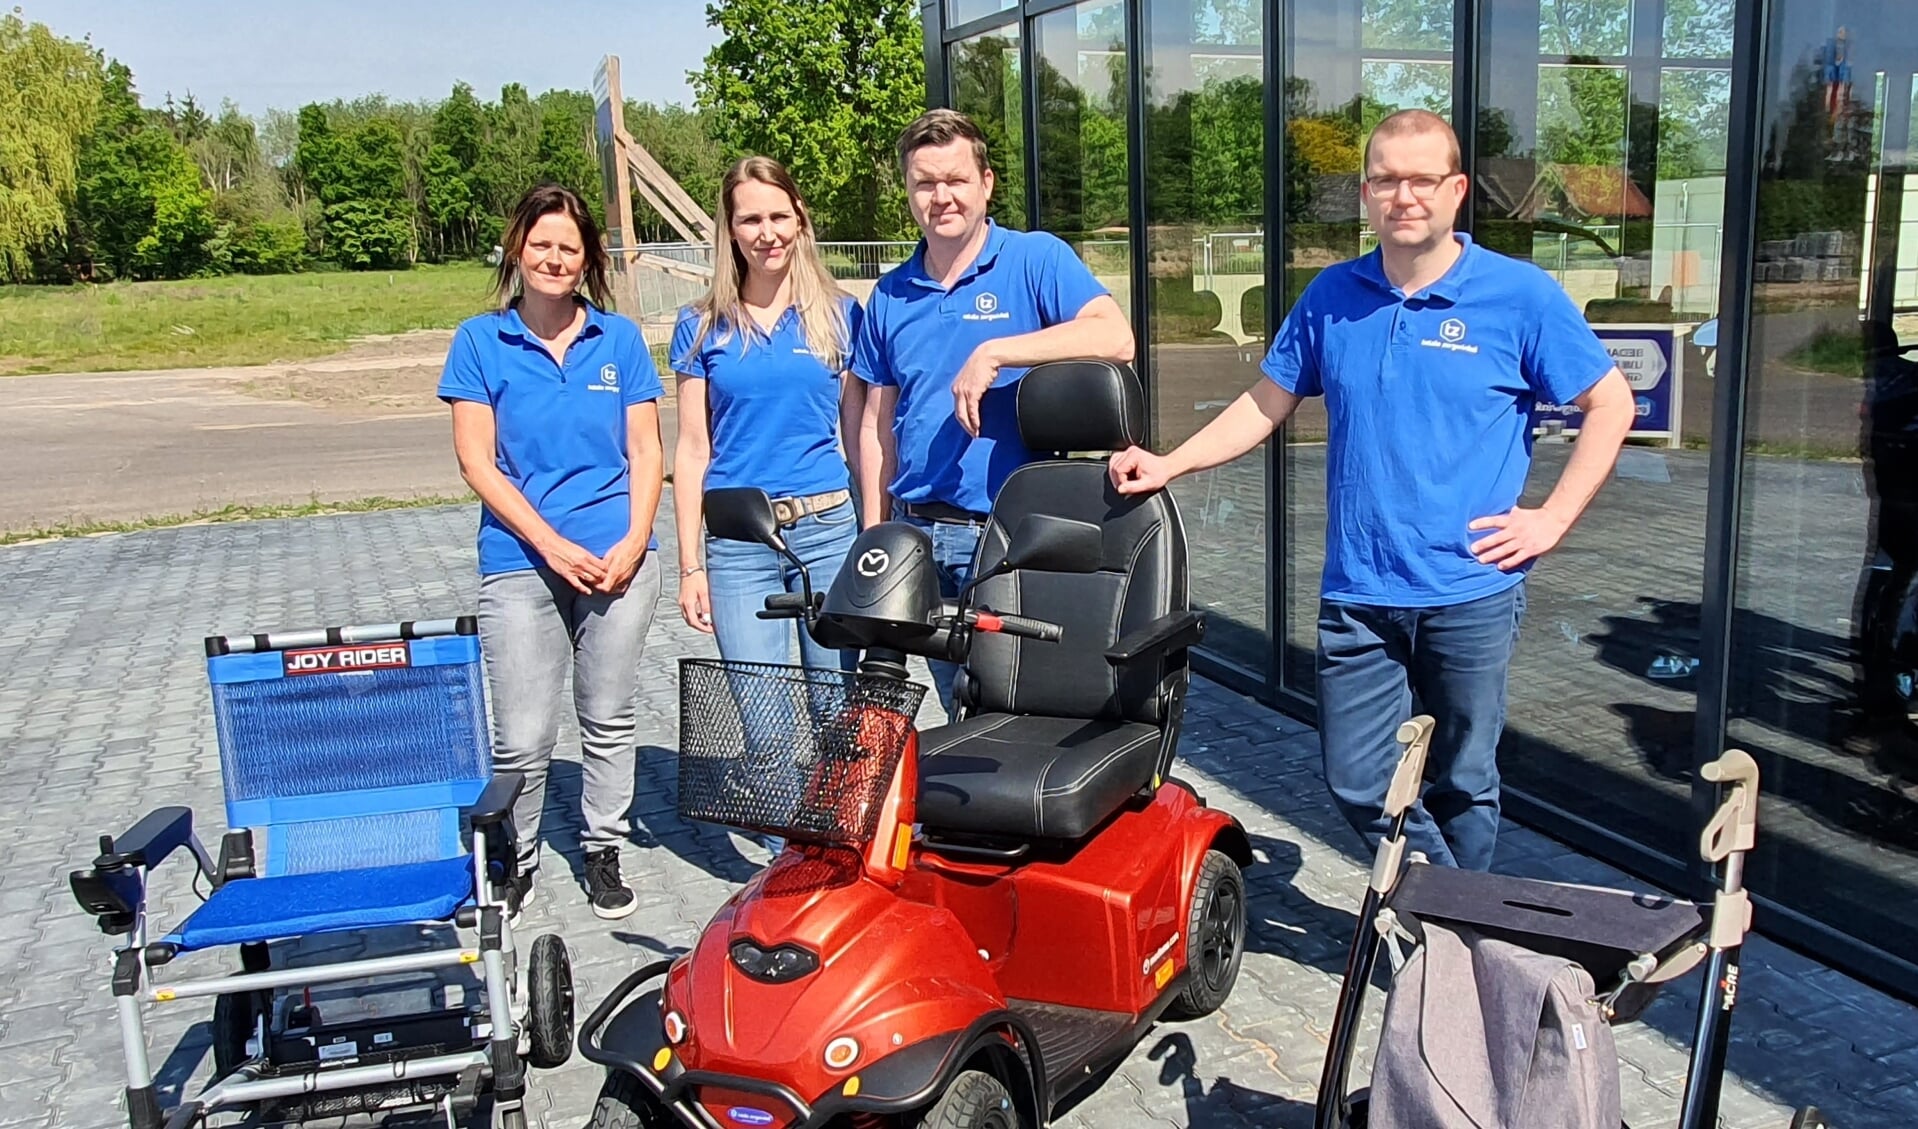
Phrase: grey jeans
[{"left": 477, "top": 556, "right": 661, "bottom": 872}]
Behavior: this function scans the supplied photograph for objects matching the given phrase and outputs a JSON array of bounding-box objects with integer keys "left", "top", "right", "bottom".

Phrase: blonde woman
[{"left": 671, "top": 157, "right": 866, "bottom": 671}]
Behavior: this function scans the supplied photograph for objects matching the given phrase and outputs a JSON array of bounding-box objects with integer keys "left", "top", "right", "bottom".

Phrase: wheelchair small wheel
[
  {"left": 590, "top": 1069, "right": 675, "bottom": 1128},
  {"left": 210, "top": 989, "right": 267, "bottom": 1077},
  {"left": 1164, "top": 849, "right": 1246, "bottom": 1020},
  {"left": 524, "top": 933, "right": 575, "bottom": 1069}
]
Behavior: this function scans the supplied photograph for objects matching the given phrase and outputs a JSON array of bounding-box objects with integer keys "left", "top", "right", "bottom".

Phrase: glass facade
[{"left": 928, "top": 0, "right": 1918, "bottom": 1000}]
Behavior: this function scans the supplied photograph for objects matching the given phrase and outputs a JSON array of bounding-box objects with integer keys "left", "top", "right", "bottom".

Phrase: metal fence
[{"left": 614, "top": 242, "right": 921, "bottom": 326}]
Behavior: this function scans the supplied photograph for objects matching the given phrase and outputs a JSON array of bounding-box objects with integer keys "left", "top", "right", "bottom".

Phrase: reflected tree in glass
[
  {"left": 1539, "top": 0, "right": 1631, "bottom": 57},
  {"left": 949, "top": 32, "right": 1028, "bottom": 229}
]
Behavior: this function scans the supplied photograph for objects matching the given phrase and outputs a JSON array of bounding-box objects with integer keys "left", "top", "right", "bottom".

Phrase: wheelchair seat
[
  {"left": 918, "top": 361, "right": 1198, "bottom": 842},
  {"left": 171, "top": 855, "right": 478, "bottom": 951}
]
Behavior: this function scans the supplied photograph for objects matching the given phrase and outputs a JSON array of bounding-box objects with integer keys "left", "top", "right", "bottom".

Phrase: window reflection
[
  {"left": 1035, "top": 0, "right": 1134, "bottom": 323},
  {"left": 1733, "top": 4, "right": 1918, "bottom": 980},
  {"left": 1144, "top": 0, "right": 1268, "bottom": 673},
  {"left": 950, "top": 26, "right": 1029, "bottom": 230}
]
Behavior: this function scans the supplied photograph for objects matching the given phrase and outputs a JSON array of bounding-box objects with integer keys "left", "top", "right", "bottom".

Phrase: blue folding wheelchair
[{"left": 68, "top": 618, "right": 572, "bottom": 1129}]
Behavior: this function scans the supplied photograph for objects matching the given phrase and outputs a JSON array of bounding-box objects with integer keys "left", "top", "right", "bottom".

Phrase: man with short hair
[
  {"left": 1109, "top": 109, "right": 1635, "bottom": 870},
  {"left": 855, "top": 107, "right": 1135, "bottom": 715}
]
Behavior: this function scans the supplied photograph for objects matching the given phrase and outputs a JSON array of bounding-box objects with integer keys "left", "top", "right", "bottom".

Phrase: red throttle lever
[{"left": 973, "top": 610, "right": 1064, "bottom": 643}]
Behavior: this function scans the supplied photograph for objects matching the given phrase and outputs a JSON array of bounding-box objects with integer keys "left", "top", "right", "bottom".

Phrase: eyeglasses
[{"left": 1364, "top": 173, "right": 1458, "bottom": 199}]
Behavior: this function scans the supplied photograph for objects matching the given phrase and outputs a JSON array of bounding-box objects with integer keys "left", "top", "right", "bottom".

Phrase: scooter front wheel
[
  {"left": 589, "top": 1070, "right": 675, "bottom": 1129},
  {"left": 915, "top": 1069, "right": 1021, "bottom": 1129}
]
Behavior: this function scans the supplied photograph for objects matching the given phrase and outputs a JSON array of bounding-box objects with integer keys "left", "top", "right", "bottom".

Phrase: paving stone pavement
[{"left": 2, "top": 497, "right": 1914, "bottom": 1129}]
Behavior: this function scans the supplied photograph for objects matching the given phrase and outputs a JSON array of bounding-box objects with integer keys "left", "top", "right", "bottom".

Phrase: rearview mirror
[
  {"left": 704, "top": 487, "right": 786, "bottom": 549},
  {"left": 1002, "top": 514, "right": 1103, "bottom": 575}
]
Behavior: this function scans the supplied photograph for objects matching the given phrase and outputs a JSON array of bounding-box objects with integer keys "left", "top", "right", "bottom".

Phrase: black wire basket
[{"left": 676, "top": 658, "right": 929, "bottom": 844}]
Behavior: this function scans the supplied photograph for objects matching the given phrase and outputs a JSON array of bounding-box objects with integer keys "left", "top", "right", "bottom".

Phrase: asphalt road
[{"left": 0, "top": 358, "right": 679, "bottom": 534}]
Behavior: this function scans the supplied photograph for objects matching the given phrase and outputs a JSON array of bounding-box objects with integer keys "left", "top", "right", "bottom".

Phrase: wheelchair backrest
[
  {"left": 966, "top": 361, "right": 1189, "bottom": 724},
  {"left": 205, "top": 623, "right": 491, "bottom": 877}
]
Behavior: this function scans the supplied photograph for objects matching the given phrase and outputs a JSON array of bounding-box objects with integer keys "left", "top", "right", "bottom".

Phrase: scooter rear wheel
[
  {"left": 916, "top": 1069, "right": 1020, "bottom": 1128},
  {"left": 589, "top": 1070, "right": 675, "bottom": 1129},
  {"left": 1165, "top": 849, "right": 1246, "bottom": 1020}
]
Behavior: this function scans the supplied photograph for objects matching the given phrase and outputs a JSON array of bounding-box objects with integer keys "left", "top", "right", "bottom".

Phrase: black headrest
[{"left": 1016, "top": 361, "right": 1145, "bottom": 453}]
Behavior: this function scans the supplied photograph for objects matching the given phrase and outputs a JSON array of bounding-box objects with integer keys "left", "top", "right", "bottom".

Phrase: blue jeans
[
  {"left": 894, "top": 508, "right": 986, "bottom": 718},
  {"left": 1316, "top": 581, "right": 1526, "bottom": 871},
  {"left": 706, "top": 499, "right": 859, "bottom": 671}
]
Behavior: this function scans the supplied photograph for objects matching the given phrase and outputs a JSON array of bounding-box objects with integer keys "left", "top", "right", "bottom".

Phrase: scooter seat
[{"left": 917, "top": 713, "right": 1160, "bottom": 840}]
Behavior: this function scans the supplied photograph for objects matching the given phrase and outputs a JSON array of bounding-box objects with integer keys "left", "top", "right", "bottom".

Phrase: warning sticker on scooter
[
  {"left": 282, "top": 642, "right": 413, "bottom": 676},
  {"left": 317, "top": 1040, "right": 359, "bottom": 1061}
]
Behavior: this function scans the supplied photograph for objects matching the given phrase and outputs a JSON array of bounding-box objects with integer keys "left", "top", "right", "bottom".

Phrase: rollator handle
[
  {"left": 1699, "top": 749, "right": 1759, "bottom": 863},
  {"left": 1383, "top": 716, "right": 1436, "bottom": 821}
]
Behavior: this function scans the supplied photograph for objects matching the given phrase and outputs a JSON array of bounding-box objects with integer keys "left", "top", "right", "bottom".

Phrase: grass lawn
[{"left": 0, "top": 264, "right": 497, "bottom": 375}]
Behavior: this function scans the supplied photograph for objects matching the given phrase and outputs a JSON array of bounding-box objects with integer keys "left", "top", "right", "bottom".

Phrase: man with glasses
[{"left": 1108, "top": 109, "right": 1634, "bottom": 871}]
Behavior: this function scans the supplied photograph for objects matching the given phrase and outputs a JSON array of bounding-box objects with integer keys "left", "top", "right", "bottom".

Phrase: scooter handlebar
[
  {"left": 974, "top": 611, "right": 1064, "bottom": 642},
  {"left": 756, "top": 591, "right": 821, "bottom": 620}
]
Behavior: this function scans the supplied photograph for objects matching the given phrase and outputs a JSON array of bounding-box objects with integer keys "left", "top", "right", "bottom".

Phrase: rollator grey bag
[{"left": 1370, "top": 920, "right": 1621, "bottom": 1129}]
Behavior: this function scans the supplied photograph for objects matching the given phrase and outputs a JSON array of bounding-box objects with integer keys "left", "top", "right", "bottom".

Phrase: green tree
[
  {"left": 0, "top": 13, "right": 103, "bottom": 280},
  {"left": 694, "top": 0, "right": 925, "bottom": 240},
  {"left": 297, "top": 105, "right": 415, "bottom": 268}
]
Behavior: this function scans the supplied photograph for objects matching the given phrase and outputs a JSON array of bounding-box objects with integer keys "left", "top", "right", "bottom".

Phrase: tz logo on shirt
[
  {"left": 1422, "top": 317, "right": 1480, "bottom": 355},
  {"left": 589, "top": 363, "right": 620, "bottom": 392},
  {"left": 964, "top": 292, "right": 1010, "bottom": 323}
]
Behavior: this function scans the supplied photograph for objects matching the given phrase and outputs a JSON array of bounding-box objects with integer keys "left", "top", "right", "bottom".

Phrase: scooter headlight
[
  {"left": 729, "top": 938, "right": 820, "bottom": 983},
  {"left": 662, "top": 1009, "right": 688, "bottom": 1045}
]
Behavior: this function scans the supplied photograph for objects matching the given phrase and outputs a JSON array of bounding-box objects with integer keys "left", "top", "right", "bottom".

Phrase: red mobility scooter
[{"left": 580, "top": 361, "right": 1251, "bottom": 1128}]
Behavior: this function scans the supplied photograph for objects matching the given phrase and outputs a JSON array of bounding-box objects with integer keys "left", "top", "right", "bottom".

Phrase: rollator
[
  {"left": 68, "top": 618, "right": 573, "bottom": 1128},
  {"left": 1314, "top": 716, "right": 1831, "bottom": 1129}
]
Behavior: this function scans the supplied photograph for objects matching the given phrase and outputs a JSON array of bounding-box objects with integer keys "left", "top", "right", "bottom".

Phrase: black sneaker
[
  {"left": 583, "top": 848, "right": 637, "bottom": 920},
  {"left": 505, "top": 869, "right": 534, "bottom": 927}
]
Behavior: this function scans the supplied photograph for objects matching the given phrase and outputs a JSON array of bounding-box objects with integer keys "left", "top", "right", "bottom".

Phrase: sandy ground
[{"left": 0, "top": 330, "right": 679, "bottom": 535}]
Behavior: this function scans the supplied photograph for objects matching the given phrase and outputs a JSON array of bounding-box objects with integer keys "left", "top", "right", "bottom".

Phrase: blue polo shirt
[
  {"left": 1264, "top": 234, "right": 1613, "bottom": 607},
  {"left": 437, "top": 302, "right": 665, "bottom": 576},
  {"left": 852, "top": 222, "right": 1109, "bottom": 514},
  {"left": 669, "top": 297, "right": 862, "bottom": 496}
]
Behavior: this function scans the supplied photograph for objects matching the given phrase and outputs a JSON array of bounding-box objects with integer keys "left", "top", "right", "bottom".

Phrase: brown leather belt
[{"left": 770, "top": 489, "right": 852, "bottom": 527}]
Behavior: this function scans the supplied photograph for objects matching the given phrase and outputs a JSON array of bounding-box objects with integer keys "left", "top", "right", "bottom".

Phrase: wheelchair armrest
[
  {"left": 69, "top": 806, "right": 209, "bottom": 934},
  {"left": 467, "top": 773, "right": 525, "bottom": 828},
  {"left": 1105, "top": 610, "right": 1206, "bottom": 665},
  {"left": 104, "top": 806, "right": 197, "bottom": 870}
]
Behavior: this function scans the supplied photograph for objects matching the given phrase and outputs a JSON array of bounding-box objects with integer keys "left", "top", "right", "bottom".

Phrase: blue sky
[{"left": 27, "top": 0, "right": 723, "bottom": 114}]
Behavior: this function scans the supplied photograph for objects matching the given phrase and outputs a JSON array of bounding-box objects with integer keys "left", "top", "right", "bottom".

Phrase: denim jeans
[
  {"left": 894, "top": 508, "right": 985, "bottom": 719},
  {"left": 705, "top": 498, "right": 860, "bottom": 671},
  {"left": 1316, "top": 580, "right": 1526, "bottom": 871},
  {"left": 476, "top": 556, "right": 662, "bottom": 874}
]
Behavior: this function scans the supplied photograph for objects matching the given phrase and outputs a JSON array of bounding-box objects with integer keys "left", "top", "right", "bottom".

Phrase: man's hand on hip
[
  {"left": 1469, "top": 506, "right": 1571, "bottom": 570},
  {"left": 951, "top": 343, "right": 1002, "bottom": 437}
]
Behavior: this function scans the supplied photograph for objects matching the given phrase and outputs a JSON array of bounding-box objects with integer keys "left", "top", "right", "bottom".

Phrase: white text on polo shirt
[
  {"left": 963, "top": 292, "right": 1010, "bottom": 323},
  {"left": 1421, "top": 317, "right": 1479, "bottom": 354},
  {"left": 589, "top": 363, "right": 620, "bottom": 392}
]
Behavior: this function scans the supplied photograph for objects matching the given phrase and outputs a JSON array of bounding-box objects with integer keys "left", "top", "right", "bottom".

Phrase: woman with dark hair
[
  {"left": 437, "top": 183, "right": 665, "bottom": 920},
  {"left": 671, "top": 157, "right": 867, "bottom": 670}
]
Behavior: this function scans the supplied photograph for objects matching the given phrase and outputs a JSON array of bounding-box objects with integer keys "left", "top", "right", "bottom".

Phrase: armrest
[
  {"left": 467, "top": 773, "right": 525, "bottom": 827},
  {"left": 1105, "top": 610, "right": 1206, "bottom": 665},
  {"left": 69, "top": 806, "right": 202, "bottom": 934},
  {"left": 105, "top": 806, "right": 197, "bottom": 870}
]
